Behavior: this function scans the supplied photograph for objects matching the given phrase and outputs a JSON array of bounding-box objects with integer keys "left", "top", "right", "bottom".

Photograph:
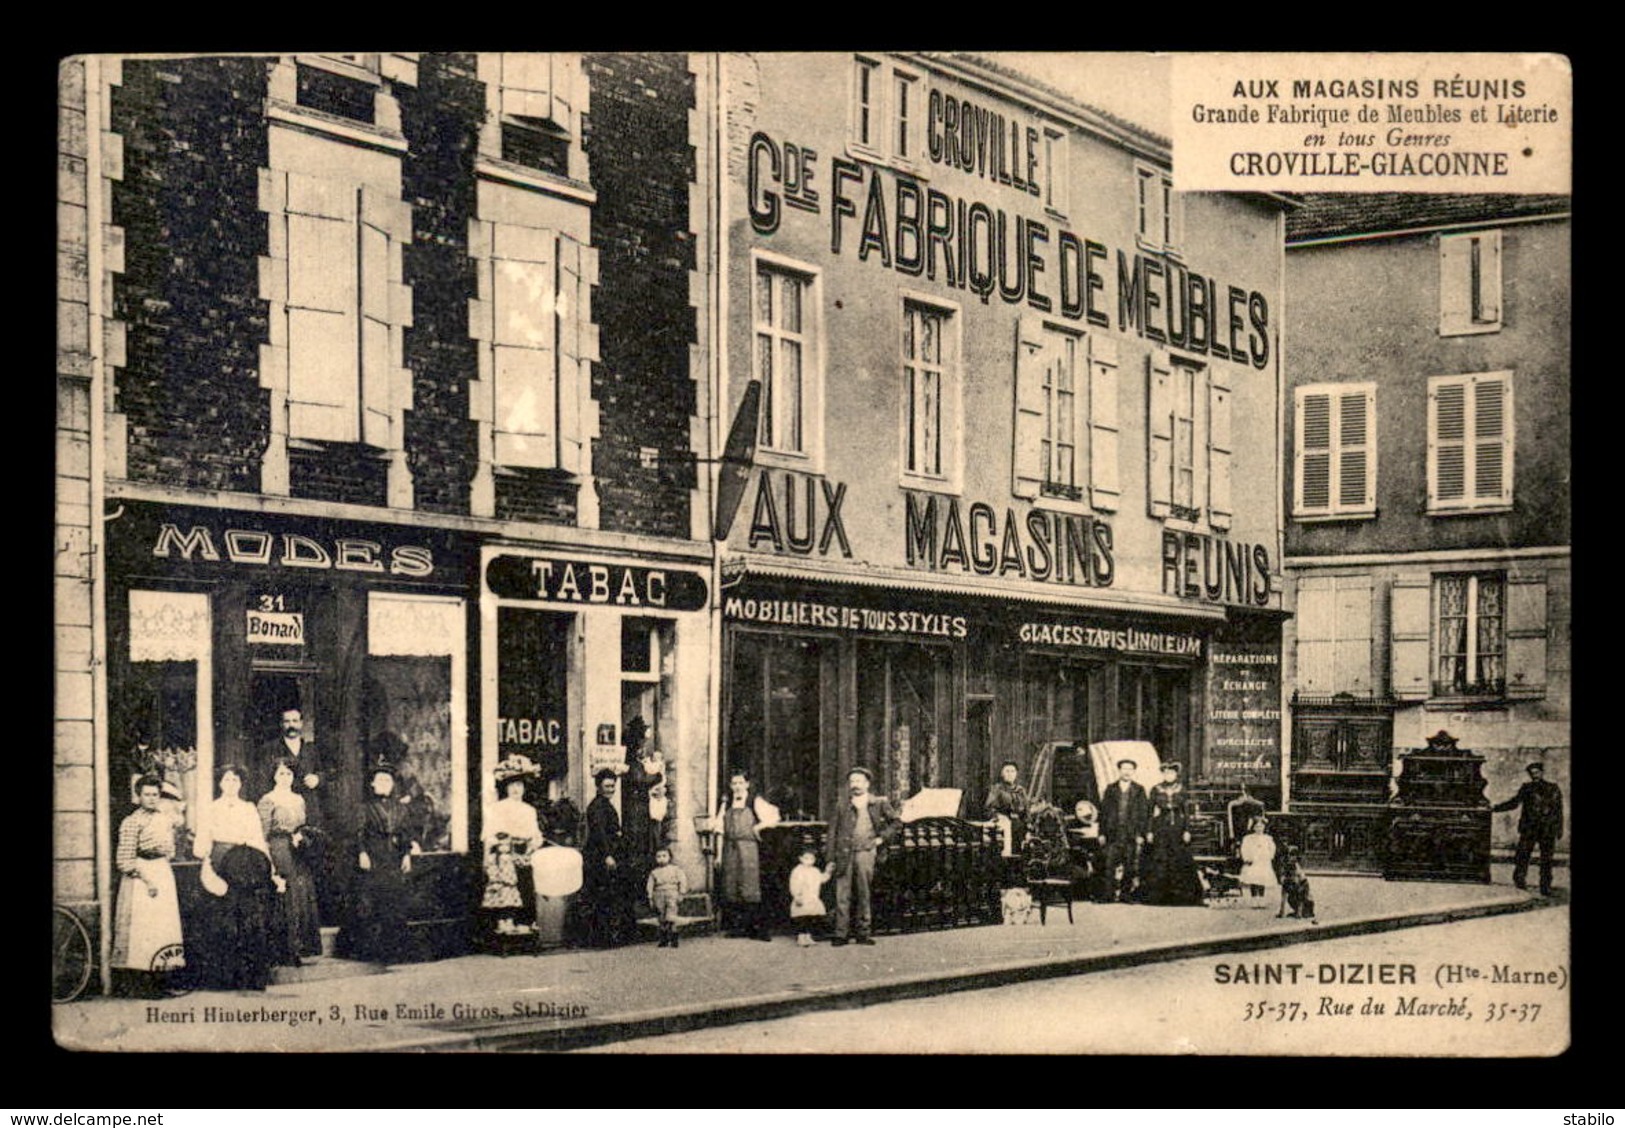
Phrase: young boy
[
  {"left": 789, "top": 848, "right": 831, "bottom": 947},
  {"left": 645, "top": 847, "right": 687, "bottom": 948}
]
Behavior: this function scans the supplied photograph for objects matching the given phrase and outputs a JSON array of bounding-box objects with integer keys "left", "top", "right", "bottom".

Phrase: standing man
[
  {"left": 1097, "top": 757, "right": 1150, "bottom": 902},
  {"left": 1492, "top": 762, "right": 1565, "bottom": 896},
  {"left": 825, "top": 767, "right": 899, "bottom": 947}
]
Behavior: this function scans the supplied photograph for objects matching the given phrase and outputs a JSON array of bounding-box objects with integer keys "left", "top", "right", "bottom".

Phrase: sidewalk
[{"left": 53, "top": 869, "right": 1553, "bottom": 1053}]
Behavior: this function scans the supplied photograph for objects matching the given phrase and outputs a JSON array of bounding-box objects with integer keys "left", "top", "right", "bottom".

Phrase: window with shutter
[
  {"left": 1440, "top": 230, "right": 1503, "bottom": 336},
  {"left": 474, "top": 224, "right": 596, "bottom": 473},
  {"left": 1504, "top": 573, "right": 1549, "bottom": 699},
  {"left": 1145, "top": 351, "right": 1173, "bottom": 518},
  {"left": 1427, "top": 372, "right": 1513, "bottom": 513},
  {"left": 1011, "top": 315, "right": 1047, "bottom": 500},
  {"left": 1389, "top": 577, "right": 1432, "bottom": 700},
  {"left": 1295, "top": 575, "right": 1374, "bottom": 695},
  {"left": 1294, "top": 383, "right": 1376, "bottom": 519},
  {"left": 1432, "top": 572, "right": 1506, "bottom": 698},
  {"left": 282, "top": 174, "right": 405, "bottom": 449}
]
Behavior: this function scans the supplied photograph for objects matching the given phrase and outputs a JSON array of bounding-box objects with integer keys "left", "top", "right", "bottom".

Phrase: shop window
[
  {"left": 475, "top": 226, "right": 596, "bottom": 473},
  {"left": 1293, "top": 575, "right": 1374, "bottom": 695},
  {"left": 126, "top": 590, "right": 213, "bottom": 852},
  {"left": 1433, "top": 573, "right": 1505, "bottom": 698},
  {"left": 1428, "top": 371, "right": 1514, "bottom": 513},
  {"left": 1147, "top": 351, "right": 1230, "bottom": 528},
  {"left": 858, "top": 642, "right": 951, "bottom": 805},
  {"left": 1440, "top": 229, "right": 1502, "bottom": 336},
  {"left": 277, "top": 172, "right": 410, "bottom": 448},
  {"left": 1115, "top": 665, "right": 1191, "bottom": 765},
  {"left": 753, "top": 253, "right": 823, "bottom": 468},
  {"left": 1013, "top": 318, "right": 1120, "bottom": 510},
  {"left": 726, "top": 633, "right": 826, "bottom": 820},
  {"left": 621, "top": 618, "right": 675, "bottom": 765},
  {"left": 900, "top": 297, "right": 961, "bottom": 490},
  {"left": 1135, "top": 162, "right": 1181, "bottom": 255},
  {"left": 1294, "top": 383, "right": 1376, "bottom": 519},
  {"left": 366, "top": 593, "right": 467, "bottom": 853}
]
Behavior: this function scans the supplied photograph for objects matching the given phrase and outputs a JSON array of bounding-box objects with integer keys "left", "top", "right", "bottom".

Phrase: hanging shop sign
[{"left": 485, "top": 554, "right": 709, "bottom": 611}]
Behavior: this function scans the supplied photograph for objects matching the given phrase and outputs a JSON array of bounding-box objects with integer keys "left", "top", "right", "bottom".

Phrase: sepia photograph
[{"left": 50, "top": 49, "right": 1571, "bottom": 1055}]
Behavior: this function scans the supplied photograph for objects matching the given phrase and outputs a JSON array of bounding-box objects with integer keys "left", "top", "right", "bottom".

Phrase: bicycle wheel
[{"left": 52, "top": 905, "right": 93, "bottom": 1004}]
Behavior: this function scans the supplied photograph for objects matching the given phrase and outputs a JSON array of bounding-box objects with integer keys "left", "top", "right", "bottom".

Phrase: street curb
[{"left": 376, "top": 890, "right": 1552, "bottom": 1052}]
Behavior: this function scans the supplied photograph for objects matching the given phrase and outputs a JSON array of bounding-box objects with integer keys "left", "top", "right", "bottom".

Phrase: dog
[
  {"left": 1276, "top": 846, "right": 1316, "bottom": 921},
  {"left": 1000, "top": 886, "right": 1037, "bottom": 925}
]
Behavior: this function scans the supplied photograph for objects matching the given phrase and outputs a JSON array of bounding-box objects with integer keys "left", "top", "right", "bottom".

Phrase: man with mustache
[{"left": 824, "top": 767, "right": 899, "bottom": 947}]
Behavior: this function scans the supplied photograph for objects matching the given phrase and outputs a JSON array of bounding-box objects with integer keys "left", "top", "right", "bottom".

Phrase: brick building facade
[{"left": 55, "top": 53, "right": 712, "bottom": 987}]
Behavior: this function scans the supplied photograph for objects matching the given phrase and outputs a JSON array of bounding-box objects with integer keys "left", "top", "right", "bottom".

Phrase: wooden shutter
[
  {"left": 1296, "top": 389, "right": 1332, "bottom": 513},
  {"left": 1505, "top": 572, "right": 1548, "bottom": 698},
  {"left": 358, "top": 186, "right": 396, "bottom": 450},
  {"left": 556, "top": 235, "right": 585, "bottom": 474},
  {"left": 1146, "top": 349, "right": 1173, "bottom": 518},
  {"left": 1478, "top": 230, "right": 1503, "bottom": 325},
  {"left": 1294, "top": 577, "right": 1336, "bottom": 694},
  {"left": 1428, "top": 377, "right": 1468, "bottom": 508},
  {"left": 1333, "top": 575, "right": 1374, "bottom": 694},
  {"left": 1337, "top": 388, "right": 1375, "bottom": 511},
  {"left": 1473, "top": 374, "right": 1513, "bottom": 505},
  {"left": 491, "top": 223, "right": 558, "bottom": 468},
  {"left": 1390, "top": 577, "right": 1432, "bottom": 700},
  {"left": 1011, "top": 315, "right": 1046, "bottom": 499},
  {"left": 1088, "top": 333, "right": 1119, "bottom": 511},
  {"left": 285, "top": 173, "right": 359, "bottom": 443},
  {"left": 1208, "top": 368, "right": 1232, "bottom": 530},
  {"left": 1439, "top": 234, "right": 1470, "bottom": 334}
]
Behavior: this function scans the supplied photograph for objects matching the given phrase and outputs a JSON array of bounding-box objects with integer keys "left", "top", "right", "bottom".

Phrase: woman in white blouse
[
  {"left": 482, "top": 764, "right": 543, "bottom": 935},
  {"left": 195, "top": 764, "right": 284, "bottom": 989}
]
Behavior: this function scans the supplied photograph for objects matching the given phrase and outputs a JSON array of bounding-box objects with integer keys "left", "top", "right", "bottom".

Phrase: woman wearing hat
[
  {"left": 352, "top": 763, "right": 423, "bottom": 963},
  {"left": 483, "top": 757, "right": 543, "bottom": 935},
  {"left": 194, "top": 764, "right": 282, "bottom": 989},
  {"left": 111, "top": 775, "right": 186, "bottom": 995},
  {"left": 1140, "top": 763, "right": 1206, "bottom": 906}
]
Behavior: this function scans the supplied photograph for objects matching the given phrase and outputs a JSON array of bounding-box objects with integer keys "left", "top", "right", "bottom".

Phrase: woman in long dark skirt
[
  {"left": 1140, "top": 762, "right": 1207, "bottom": 906},
  {"left": 195, "top": 765, "right": 281, "bottom": 990},
  {"left": 258, "top": 758, "right": 321, "bottom": 964},
  {"left": 351, "top": 764, "right": 422, "bottom": 963}
]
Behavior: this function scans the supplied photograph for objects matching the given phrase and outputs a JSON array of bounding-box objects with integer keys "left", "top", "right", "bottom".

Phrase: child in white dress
[
  {"left": 1237, "top": 815, "right": 1279, "bottom": 907},
  {"left": 788, "top": 849, "right": 830, "bottom": 947}
]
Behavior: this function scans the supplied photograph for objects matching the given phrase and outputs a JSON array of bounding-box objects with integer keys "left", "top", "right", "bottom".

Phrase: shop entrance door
[{"left": 246, "top": 664, "right": 320, "bottom": 797}]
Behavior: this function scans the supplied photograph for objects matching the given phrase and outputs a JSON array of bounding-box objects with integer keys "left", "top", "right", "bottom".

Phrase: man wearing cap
[
  {"left": 1492, "top": 762, "right": 1565, "bottom": 896},
  {"left": 1097, "top": 757, "right": 1151, "bottom": 902},
  {"left": 824, "top": 767, "right": 899, "bottom": 946}
]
